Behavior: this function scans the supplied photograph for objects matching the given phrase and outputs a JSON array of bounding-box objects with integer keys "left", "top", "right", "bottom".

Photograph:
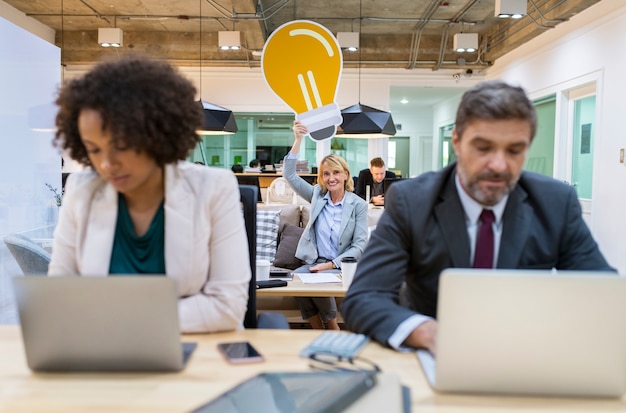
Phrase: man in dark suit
[
  {"left": 342, "top": 80, "right": 615, "bottom": 354},
  {"left": 355, "top": 157, "right": 397, "bottom": 206}
]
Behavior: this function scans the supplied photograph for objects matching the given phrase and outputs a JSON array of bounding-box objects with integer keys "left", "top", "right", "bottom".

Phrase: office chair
[
  {"left": 235, "top": 175, "right": 262, "bottom": 202},
  {"left": 239, "top": 185, "right": 289, "bottom": 329},
  {"left": 3, "top": 233, "right": 51, "bottom": 275},
  {"left": 267, "top": 177, "right": 295, "bottom": 204}
]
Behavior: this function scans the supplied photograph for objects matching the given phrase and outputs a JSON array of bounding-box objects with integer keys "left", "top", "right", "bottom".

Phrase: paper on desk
[{"left": 297, "top": 273, "right": 342, "bottom": 284}]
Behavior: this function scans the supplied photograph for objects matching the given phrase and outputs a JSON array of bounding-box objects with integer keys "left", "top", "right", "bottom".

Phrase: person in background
[
  {"left": 355, "top": 157, "right": 397, "bottom": 206},
  {"left": 283, "top": 121, "right": 368, "bottom": 330},
  {"left": 342, "top": 80, "right": 615, "bottom": 353},
  {"left": 50, "top": 54, "right": 251, "bottom": 333},
  {"left": 244, "top": 159, "right": 262, "bottom": 173},
  {"left": 231, "top": 164, "right": 244, "bottom": 173}
]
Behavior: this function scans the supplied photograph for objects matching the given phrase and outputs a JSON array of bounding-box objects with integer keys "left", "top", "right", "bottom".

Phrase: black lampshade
[
  {"left": 197, "top": 100, "right": 238, "bottom": 135},
  {"left": 336, "top": 103, "right": 396, "bottom": 138}
]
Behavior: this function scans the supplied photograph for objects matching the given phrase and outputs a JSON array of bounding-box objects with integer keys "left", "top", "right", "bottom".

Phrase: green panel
[
  {"left": 571, "top": 96, "right": 595, "bottom": 199},
  {"left": 526, "top": 95, "right": 556, "bottom": 177},
  {"left": 439, "top": 124, "right": 455, "bottom": 168}
]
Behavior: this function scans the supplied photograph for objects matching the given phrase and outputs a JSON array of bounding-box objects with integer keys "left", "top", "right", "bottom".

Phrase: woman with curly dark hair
[{"left": 49, "top": 54, "right": 251, "bottom": 333}]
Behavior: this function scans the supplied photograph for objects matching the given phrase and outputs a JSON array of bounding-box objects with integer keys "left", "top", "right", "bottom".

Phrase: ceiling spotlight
[
  {"left": 218, "top": 31, "right": 241, "bottom": 50},
  {"left": 98, "top": 28, "right": 123, "bottom": 47},
  {"left": 495, "top": 0, "right": 527, "bottom": 19},
  {"left": 337, "top": 32, "right": 359, "bottom": 52},
  {"left": 453, "top": 33, "right": 478, "bottom": 53}
]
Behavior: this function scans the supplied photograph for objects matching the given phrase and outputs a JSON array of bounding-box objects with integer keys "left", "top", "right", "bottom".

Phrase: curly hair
[
  {"left": 54, "top": 54, "right": 203, "bottom": 167},
  {"left": 317, "top": 154, "right": 354, "bottom": 194}
]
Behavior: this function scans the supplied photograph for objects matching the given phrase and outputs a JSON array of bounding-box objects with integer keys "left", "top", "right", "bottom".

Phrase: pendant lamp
[
  {"left": 336, "top": 103, "right": 396, "bottom": 138},
  {"left": 196, "top": 0, "right": 237, "bottom": 135},
  {"left": 197, "top": 100, "right": 238, "bottom": 135},
  {"left": 336, "top": 0, "right": 395, "bottom": 138}
]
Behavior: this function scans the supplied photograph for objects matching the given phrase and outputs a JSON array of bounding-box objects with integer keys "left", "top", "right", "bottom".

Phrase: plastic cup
[
  {"left": 340, "top": 257, "right": 358, "bottom": 287},
  {"left": 256, "top": 259, "right": 270, "bottom": 281}
]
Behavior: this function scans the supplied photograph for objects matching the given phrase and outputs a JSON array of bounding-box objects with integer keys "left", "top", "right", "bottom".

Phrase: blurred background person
[
  {"left": 244, "top": 159, "right": 262, "bottom": 173},
  {"left": 355, "top": 157, "right": 397, "bottom": 206}
]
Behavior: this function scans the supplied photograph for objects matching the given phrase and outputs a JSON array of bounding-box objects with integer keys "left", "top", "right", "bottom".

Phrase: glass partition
[
  {"left": 439, "top": 124, "right": 455, "bottom": 167},
  {"left": 190, "top": 113, "right": 369, "bottom": 175},
  {"left": 527, "top": 95, "right": 556, "bottom": 177},
  {"left": 191, "top": 113, "right": 298, "bottom": 170}
]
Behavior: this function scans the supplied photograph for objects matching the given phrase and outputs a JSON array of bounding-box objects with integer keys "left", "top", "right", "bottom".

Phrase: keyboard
[{"left": 300, "top": 332, "right": 369, "bottom": 359}]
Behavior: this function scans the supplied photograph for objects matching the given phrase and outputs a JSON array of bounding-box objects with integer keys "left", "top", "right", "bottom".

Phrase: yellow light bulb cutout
[{"left": 262, "top": 20, "right": 343, "bottom": 141}]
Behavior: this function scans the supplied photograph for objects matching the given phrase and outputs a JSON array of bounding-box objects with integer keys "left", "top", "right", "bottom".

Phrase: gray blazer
[
  {"left": 283, "top": 157, "right": 368, "bottom": 269},
  {"left": 342, "top": 162, "right": 615, "bottom": 346}
]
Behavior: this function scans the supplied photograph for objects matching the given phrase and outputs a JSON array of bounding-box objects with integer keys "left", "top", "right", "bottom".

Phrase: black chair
[
  {"left": 3, "top": 233, "right": 51, "bottom": 275},
  {"left": 239, "top": 185, "right": 289, "bottom": 329},
  {"left": 236, "top": 175, "right": 263, "bottom": 202}
]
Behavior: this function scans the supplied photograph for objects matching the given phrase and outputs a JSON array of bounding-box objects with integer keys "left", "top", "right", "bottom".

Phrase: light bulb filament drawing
[{"left": 297, "top": 71, "right": 323, "bottom": 111}]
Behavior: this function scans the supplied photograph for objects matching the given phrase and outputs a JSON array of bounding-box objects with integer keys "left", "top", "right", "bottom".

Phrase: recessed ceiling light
[{"left": 400, "top": 98, "right": 408, "bottom": 104}]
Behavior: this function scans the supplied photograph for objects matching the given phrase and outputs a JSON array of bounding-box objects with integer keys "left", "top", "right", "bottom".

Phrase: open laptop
[
  {"left": 383, "top": 177, "right": 404, "bottom": 195},
  {"left": 13, "top": 276, "right": 195, "bottom": 372},
  {"left": 417, "top": 268, "right": 626, "bottom": 398}
]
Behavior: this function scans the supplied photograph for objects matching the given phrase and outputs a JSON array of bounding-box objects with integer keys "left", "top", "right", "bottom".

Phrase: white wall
[
  {"left": 487, "top": 1, "right": 626, "bottom": 273},
  {"left": 392, "top": 105, "right": 435, "bottom": 177},
  {"left": 0, "top": 17, "right": 61, "bottom": 234},
  {"left": 0, "top": 15, "right": 61, "bottom": 323}
]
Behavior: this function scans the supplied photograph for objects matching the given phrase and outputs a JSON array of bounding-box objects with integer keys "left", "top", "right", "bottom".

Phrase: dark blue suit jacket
[{"left": 342, "top": 162, "right": 615, "bottom": 346}]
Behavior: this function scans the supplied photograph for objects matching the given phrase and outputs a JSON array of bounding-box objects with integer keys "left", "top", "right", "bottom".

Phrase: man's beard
[{"left": 457, "top": 168, "right": 518, "bottom": 206}]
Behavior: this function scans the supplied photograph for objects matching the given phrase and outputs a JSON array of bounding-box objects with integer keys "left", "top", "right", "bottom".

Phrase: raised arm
[{"left": 282, "top": 121, "right": 314, "bottom": 202}]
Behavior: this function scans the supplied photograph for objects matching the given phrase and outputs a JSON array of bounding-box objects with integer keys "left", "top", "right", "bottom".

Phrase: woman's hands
[
  {"left": 293, "top": 121, "right": 307, "bottom": 140},
  {"left": 289, "top": 121, "right": 308, "bottom": 156},
  {"left": 309, "top": 261, "right": 335, "bottom": 272}
]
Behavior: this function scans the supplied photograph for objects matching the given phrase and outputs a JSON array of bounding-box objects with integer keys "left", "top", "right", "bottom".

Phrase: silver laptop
[
  {"left": 417, "top": 268, "right": 626, "bottom": 398},
  {"left": 13, "top": 276, "right": 194, "bottom": 372}
]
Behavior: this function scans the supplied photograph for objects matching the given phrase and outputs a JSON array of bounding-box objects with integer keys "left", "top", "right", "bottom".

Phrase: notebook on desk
[
  {"left": 417, "top": 268, "right": 626, "bottom": 398},
  {"left": 13, "top": 276, "right": 196, "bottom": 372}
]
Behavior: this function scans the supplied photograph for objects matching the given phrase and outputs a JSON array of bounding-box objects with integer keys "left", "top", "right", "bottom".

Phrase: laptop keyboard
[{"left": 300, "top": 332, "right": 369, "bottom": 359}]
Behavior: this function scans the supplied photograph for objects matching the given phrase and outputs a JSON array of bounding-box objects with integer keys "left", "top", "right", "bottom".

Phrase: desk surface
[
  {"left": 235, "top": 173, "right": 317, "bottom": 177},
  {"left": 256, "top": 275, "right": 347, "bottom": 297},
  {"left": 1, "top": 326, "right": 625, "bottom": 413}
]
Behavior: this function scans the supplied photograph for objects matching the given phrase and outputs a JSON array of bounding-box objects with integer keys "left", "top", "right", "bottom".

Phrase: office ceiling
[{"left": 5, "top": 0, "right": 601, "bottom": 71}]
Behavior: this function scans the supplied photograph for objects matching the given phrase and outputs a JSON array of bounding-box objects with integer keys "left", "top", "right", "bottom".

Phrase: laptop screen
[
  {"left": 423, "top": 269, "right": 626, "bottom": 397},
  {"left": 13, "top": 276, "right": 193, "bottom": 372},
  {"left": 383, "top": 177, "right": 404, "bottom": 194}
]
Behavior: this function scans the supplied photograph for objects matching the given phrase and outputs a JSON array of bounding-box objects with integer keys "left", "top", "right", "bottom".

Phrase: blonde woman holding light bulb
[{"left": 282, "top": 121, "right": 368, "bottom": 330}]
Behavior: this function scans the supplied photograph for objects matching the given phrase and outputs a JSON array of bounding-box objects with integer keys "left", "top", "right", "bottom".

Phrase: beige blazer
[{"left": 48, "top": 161, "right": 251, "bottom": 333}]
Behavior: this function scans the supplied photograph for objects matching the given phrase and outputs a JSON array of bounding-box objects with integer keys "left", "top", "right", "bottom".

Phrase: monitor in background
[{"left": 383, "top": 177, "right": 404, "bottom": 194}]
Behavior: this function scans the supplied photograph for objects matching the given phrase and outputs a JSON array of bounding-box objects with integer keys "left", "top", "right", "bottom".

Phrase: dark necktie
[{"left": 473, "top": 209, "right": 495, "bottom": 268}]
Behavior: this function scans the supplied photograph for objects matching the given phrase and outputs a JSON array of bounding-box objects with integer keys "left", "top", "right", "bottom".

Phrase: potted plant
[{"left": 45, "top": 183, "right": 63, "bottom": 207}]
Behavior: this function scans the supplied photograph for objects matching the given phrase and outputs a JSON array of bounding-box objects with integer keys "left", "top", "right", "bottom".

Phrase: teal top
[{"left": 109, "top": 195, "right": 166, "bottom": 275}]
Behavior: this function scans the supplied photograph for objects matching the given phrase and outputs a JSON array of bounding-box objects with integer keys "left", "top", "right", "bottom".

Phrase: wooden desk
[
  {"left": 235, "top": 173, "right": 317, "bottom": 188},
  {"left": 256, "top": 275, "right": 347, "bottom": 297},
  {"left": 1, "top": 326, "right": 625, "bottom": 412}
]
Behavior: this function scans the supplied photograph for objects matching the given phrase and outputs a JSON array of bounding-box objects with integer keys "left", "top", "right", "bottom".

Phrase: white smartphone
[{"left": 217, "top": 341, "right": 264, "bottom": 364}]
